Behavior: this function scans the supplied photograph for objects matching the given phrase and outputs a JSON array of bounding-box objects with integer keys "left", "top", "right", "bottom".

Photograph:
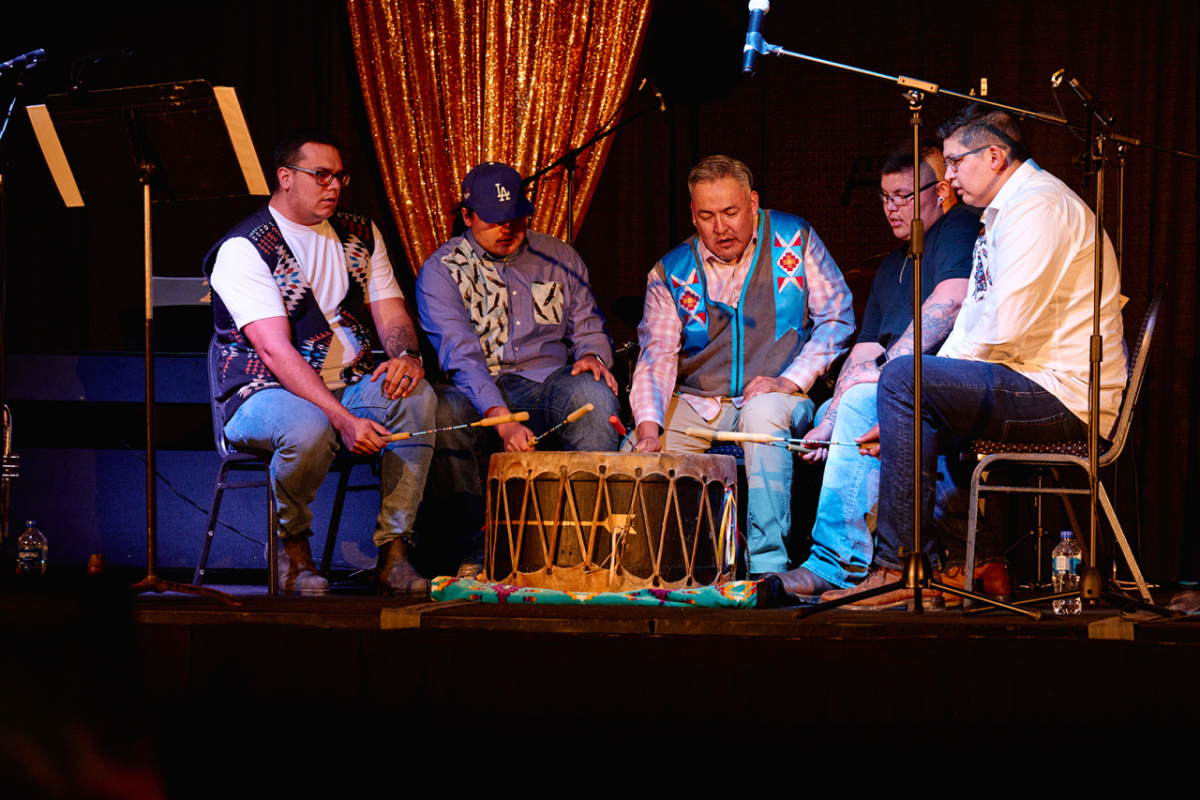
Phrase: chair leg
[
  {"left": 320, "top": 463, "right": 353, "bottom": 575},
  {"left": 267, "top": 482, "right": 279, "bottom": 596},
  {"left": 964, "top": 460, "right": 987, "bottom": 598},
  {"left": 195, "top": 463, "right": 234, "bottom": 587},
  {"left": 1099, "top": 482, "right": 1152, "bottom": 603}
]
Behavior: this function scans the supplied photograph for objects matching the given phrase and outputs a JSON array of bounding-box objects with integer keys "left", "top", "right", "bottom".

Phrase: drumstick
[
  {"left": 528, "top": 403, "right": 594, "bottom": 447},
  {"left": 684, "top": 427, "right": 864, "bottom": 448},
  {"left": 608, "top": 415, "right": 628, "bottom": 438},
  {"left": 382, "top": 411, "right": 530, "bottom": 443},
  {"left": 687, "top": 428, "right": 783, "bottom": 444}
]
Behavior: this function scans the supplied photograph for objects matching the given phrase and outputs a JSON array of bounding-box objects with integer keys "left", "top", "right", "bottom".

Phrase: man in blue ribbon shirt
[{"left": 629, "top": 155, "right": 855, "bottom": 577}]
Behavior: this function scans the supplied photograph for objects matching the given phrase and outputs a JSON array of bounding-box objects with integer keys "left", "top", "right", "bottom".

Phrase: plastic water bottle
[
  {"left": 1051, "top": 530, "right": 1081, "bottom": 615},
  {"left": 16, "top": 520, "right": 47, "bottom": 576}
]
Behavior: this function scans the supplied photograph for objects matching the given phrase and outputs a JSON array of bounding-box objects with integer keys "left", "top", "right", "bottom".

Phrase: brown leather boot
[
  {"left": 762, "top": 566, "right": 840, "bottom": 600},
  {"left": 941, "top": 560, "right": 1013, "bottom": 607},
  {"left": 378, "top": 538, "right": 429, "bottom": 597},
  {"left": 275, "top": 535, "right": 329, "bottom": 596},
  {"left": 819, "top": 566, "right": 944, "bottom": 610}
]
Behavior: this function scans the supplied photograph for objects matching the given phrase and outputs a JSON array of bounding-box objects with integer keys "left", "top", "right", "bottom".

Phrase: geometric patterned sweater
[{"left": 202, "top": 204, "right": 377, "bottom": 425}]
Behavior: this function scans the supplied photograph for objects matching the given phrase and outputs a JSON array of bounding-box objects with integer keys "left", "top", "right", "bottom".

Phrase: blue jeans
[
  {"left": 800, "top": 383, "right": 877, "bottom": 588},
  {"left": 801, "top": 383, "right": 979, "bottom": 588},
  {"left": 426, "top": 366, "right": 621, "bottom": 551},
  {"left": 874, "top": 356, "right": 1085, "bottom": 569},
  {"left": 224, "top": 378, "right": 436, "bottom": 546},
  {"left": 657, "top": 392, "right": 815, "bottom": 574}
]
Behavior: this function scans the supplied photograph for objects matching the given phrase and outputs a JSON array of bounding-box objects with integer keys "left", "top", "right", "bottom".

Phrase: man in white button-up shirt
[{"left": 823, "top": 105, "right": 1126, "bottom": 610}]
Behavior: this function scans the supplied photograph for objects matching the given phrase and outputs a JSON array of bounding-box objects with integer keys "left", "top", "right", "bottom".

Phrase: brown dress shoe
[
  {"left": 941, "top": 561, "right": 1012, "bottom": 607},
  {"left": 819, "top": 566, "right": 943, "bottom": 610},
  {"left": 275, "top": 535, "right": 329, "bottom": 596},
  {"left": 762, "top": 566, "right": 840, "bottom": 599},
  {"left": 379, "top": 538, "right": 429, "bottom": 597}
]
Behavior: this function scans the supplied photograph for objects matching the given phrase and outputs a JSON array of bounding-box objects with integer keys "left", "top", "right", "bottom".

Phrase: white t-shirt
[{"left": 210, "top": 206, "right": 404, "bottom": 389}]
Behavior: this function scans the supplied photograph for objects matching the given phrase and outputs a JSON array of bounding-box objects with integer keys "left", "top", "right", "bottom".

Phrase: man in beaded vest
[
  {"left": 204, "top": 128, "right": 435, "bottom": 596},
  {"left": 630, "top": 155, "right": 855, "bottom": 577}
]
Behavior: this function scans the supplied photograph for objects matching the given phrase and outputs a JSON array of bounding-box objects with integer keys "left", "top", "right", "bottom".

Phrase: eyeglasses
[
  {"left": 943, "top": 146, "right": 990, "bottom": 170},
  {"left": 286, "top": 164, "right": 351, "bottom": 187},
  {"left": 877, "top": 180, "right": 938, "bottom": 206}
]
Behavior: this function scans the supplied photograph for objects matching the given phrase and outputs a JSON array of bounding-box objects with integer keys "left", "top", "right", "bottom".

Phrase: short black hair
[
  {"left": 936, "top": 104, "right": 1030, "bottom": 163},
  {"left": 878, "top": 139, "right": 942, "bottom": 183},
  {"left": 272, "top": 127, "right": 343, "bottom": 191}
]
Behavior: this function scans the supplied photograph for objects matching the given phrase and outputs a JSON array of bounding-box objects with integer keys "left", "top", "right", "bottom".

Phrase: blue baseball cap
[{"left": 461, "top": 161, "right": 535, "bottom": 223}]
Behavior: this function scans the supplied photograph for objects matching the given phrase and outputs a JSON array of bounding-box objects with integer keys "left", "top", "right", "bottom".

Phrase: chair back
[
  {"left": 1100, "top": 283, "right": 1165, "bottom": 466},
  {"left": 207, "top": 335, "right": 238, "bottom": 459}
]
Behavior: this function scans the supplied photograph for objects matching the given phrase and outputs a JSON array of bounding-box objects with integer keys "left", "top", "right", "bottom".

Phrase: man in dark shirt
[{"left": 768, "top": 142, "right": 981, "bottom": 599}]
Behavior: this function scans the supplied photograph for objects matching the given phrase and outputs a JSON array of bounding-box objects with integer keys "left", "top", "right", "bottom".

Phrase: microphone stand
[
  {"left": 524, "top": 90, "right": 662, "bottom": 245},
  {"left": 744, "top": 30, "right": 1196, "bottom": 619}
]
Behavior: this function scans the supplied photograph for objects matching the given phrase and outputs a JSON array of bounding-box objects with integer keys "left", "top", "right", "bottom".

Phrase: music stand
[{"left": 26, "top": 80, "right": 267, "bottom": 588}]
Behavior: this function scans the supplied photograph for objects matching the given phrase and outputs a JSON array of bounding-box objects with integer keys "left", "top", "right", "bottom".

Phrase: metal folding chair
[
  {"left": 195, "top": 335, "right": 378, "bottom": 594},
  {"left": 963, "top": 284, "right": 1166, "bottom": 603}
]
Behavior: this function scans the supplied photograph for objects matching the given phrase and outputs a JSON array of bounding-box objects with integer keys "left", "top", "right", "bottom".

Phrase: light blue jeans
[
  {"left": 801, "top": 382, "right": 978, "bottom": 587},
  {"left": 224, "top": 378, "right": 436, "bottom": 546},
  {"left": 800, "top": 383, "right": 878, "bottom": 588},
  {"left": 660, "top": 392, "right": 815, "bottom": 574}
]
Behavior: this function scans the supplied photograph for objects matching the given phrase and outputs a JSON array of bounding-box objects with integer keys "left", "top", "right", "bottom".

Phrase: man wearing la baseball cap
[{"left": 415, "top": 161, "right": 620, "bottom": 576}]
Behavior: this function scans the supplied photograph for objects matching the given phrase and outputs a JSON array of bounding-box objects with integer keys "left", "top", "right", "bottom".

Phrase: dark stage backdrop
[{"left": 0, "top": 1, "right": 1195, "bottom": 580}]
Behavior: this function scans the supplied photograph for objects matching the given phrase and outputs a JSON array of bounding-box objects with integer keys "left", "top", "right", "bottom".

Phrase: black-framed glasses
[
  {"left": 286, "top": 164, "right": 351, "bottom": 187},
  {"left": 877, "top": 180, "right": 938, "bottom": 206},
  {"left": 943, "top": 146, "right": 990, "bottom": 170}
]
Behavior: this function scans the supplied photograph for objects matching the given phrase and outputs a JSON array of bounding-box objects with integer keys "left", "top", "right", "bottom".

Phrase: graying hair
[{"left": 687, "top": 155, "right": 754, "bottom": 196}]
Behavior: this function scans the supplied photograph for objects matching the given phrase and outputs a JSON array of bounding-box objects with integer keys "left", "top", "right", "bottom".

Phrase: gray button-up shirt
[{"left": 417, "top": 229, "right": 613, "bottom": 415}]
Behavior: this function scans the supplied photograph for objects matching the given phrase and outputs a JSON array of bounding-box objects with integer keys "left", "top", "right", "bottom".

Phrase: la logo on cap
[{"left": 496, "top": 184, "right": 511, "bottom": 202}]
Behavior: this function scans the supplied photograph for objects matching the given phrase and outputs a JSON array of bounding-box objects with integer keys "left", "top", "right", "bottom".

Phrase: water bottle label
[
  {"left": 17, "top": 546, "right": 39, "bottom": 565},
  {"left": 1054, "top": 555, "right": 1081, "bottom": 574}
]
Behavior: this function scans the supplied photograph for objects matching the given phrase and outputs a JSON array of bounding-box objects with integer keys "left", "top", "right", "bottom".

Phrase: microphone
[
  {"left": 0, "top": 48, "right": 46, "bottom": 72},
  {"left": 742, "top": 0, "right": 771, "bottom": 75},
  {"left": 637, "top": 78, "right": 666, "bottom": 112},
  {"left": 1052, "top": 68, "right": 1116, "bottom": 129}
]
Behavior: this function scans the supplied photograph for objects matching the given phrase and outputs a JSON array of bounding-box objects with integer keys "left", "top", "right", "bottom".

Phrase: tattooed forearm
[
  {"left": 382, "top": 324, "right": 419, "bottom": 359},
  {"left": 824, "top": 350, "right": 882, "bottom": 427},
  {"left": 886, "top": 294, "right": 961, "bottom": 359}
]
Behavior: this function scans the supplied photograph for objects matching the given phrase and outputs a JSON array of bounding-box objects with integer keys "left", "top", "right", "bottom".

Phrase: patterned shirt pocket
[{"left": 531, "top": 280, "right": 564, "bottom": 325}]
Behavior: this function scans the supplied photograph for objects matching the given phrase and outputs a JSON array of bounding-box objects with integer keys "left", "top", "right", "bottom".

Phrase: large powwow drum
[{"left": 484, "top": 451, "right": 738, "bottom": 592}]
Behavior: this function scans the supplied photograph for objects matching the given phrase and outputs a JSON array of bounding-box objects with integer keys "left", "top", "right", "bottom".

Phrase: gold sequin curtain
[{"left": 346, "top": 0, "right": 652, "bottom": 273}]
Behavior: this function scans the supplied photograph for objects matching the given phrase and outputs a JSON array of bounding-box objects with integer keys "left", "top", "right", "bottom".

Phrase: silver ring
[{"left": 400, "top": 375, "right": 412, "bottom": 382}]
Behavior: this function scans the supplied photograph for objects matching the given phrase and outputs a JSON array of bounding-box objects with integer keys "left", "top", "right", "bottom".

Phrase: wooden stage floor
[{"left": 7, "top": 576, "right": 1198, "bottom": 793}]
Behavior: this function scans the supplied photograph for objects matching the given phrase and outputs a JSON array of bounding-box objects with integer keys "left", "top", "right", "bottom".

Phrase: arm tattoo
[
  {"left": 886, "top": 295, "right": 960, "bottom": 359},
  {"left": 382, "top": 324, "right": 418, "bottom": 359},
  {"left": 824, "top": 352, "right": 881, "bottom": 427}
]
